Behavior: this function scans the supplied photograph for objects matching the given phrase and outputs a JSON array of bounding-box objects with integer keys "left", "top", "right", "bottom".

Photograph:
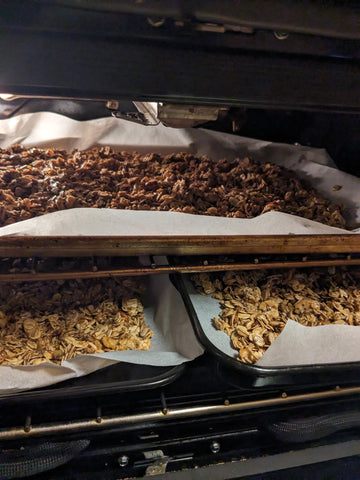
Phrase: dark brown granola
[{"left": 0, "top": 145, "right": 347, "bottom": 228}]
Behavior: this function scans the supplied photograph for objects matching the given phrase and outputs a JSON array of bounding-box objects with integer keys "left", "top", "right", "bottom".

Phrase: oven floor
[
  {"left": 0, "top": 354, "right": 359, "bottom": 479},
  {"left": 238, "top": 454, "right": 360, "bottom": 480}
]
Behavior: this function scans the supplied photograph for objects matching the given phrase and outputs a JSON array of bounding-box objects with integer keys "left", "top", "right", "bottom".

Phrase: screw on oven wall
[
  {"left": 106, "top": 100, "right": 119, "bottom": 111},
  {"left": 210, "top": 441, "right": 221, "bottom": 454},
  {"left": 118, "top": 455, "right": 129, "bottom": 467},
  {"left": 274, "top": 31, "right": 289, "bottom": 40},
  {"left": 147, "top": 17, "right": 165, "bottom": 27},
  {"left": 24, "top": 416, "right": 32, "bottom": 433}
]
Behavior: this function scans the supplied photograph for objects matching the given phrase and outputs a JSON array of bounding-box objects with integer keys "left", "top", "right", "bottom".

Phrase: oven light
[{"left": 0, "top": 94, "right": 17, "bottom": 101}]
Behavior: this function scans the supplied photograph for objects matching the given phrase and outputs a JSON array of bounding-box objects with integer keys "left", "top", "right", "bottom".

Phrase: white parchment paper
[
  {"left": 183, "top": 276, "right": 360, "bottom": 368},
  {"left": 0, "top": 209, "right": 353, "bottom": 237},
  {"left": 0, "top": 275, "right": 204, "bottom": 394},
  {"left": 0, "top": 112, "right": 359, "bottom": 236}
]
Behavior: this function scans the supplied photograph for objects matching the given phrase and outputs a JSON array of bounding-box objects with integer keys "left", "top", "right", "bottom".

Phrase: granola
[
  {"left": 192, "top": 268, "right": 360, "bottom": 363},
  {"left": 0, "top": 145, "right": 347, "bottom": 228},
  {"left": 0, "top": 277, "right": 153, "bottom": 366}
]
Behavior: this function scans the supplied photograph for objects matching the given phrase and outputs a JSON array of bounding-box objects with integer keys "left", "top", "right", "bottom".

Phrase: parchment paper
[
  {"left": 183, "top": 276, "right": 360, "bottom": 367},
  {"left": 0, "top": 275, "right": 204, "bottom": 394},
  {"left": 0, "top": 209, "right": 353, "bottom": 237},
  {"left": 0, "top": 112, "right": 359, "bottom": 236}
]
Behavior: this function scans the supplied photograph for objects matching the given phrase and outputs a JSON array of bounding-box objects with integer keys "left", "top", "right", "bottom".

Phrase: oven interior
[{"left": 1, "top": 1, "right": 360, "bottom": 479}]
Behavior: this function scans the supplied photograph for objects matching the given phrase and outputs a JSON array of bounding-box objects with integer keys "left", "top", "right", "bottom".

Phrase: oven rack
[
  {"left": 1, "top": 252, "right": 360, "bottom": 282},
  {"left": 1, "top": 382, "right": 360, "bottom": 442},
  {"left": 1, "top": 235, "right": 360, "bottom": 258}
]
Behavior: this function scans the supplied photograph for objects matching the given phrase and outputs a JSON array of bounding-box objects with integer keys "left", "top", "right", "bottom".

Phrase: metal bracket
[
  {"left": 157, "top": 104, "right": 227, "bottom": 128},
  {"left": 107, "top": 100, "right": 227, "bottom": 127},
  {"left": 107, "top": 100, "right": 160, "bottom": 126},
  {"left": 144, "top": 450, "right": 169, "bottom": 476}
]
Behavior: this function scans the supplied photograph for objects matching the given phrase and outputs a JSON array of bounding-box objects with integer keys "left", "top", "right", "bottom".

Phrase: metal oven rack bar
[
  {"left": 1, "top": 251, "right": 360, "bottom": 282},
  {"left": 1, "top": 384, "right": 360, "bottom": 441},
  {"left": 0, "top": 233, "right": 360, "bottom": 282},
  {"left": 1, "top": 235, "right": 360, "bottom": 257}
]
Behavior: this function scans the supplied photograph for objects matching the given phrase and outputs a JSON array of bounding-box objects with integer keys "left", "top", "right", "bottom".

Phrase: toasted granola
[
  {"left": 0, "top": 277, "right": 153, "bottom": 366},
  {"left": 192, "top": 268, "right": 360, "bottom": 363},
  {"left": 0, "top": 145, "right": 347, "bottom": 228}
]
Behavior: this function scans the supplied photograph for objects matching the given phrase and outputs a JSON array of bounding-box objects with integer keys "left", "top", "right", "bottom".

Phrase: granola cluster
[
  {"left": 0, "top": 277, "right": 153, "bottom": 366},
  {"left": 192, "top": 268, "right": 360, "bottom": 363},
  {"left": 0, "top": 145, "right": 347, "bottom": 228}
]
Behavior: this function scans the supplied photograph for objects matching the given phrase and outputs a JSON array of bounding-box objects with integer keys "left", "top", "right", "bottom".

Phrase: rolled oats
[
  {"left": 0, "top": 277, "right": 153, "bottom": 366},
  {"left": 192, "top": 268, "right": 360, "bottom": 363}
]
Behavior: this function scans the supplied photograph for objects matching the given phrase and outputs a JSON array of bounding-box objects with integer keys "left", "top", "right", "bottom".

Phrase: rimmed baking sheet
[
  {"left": 0, "top": 274, "right": 204, "bottom": 394},
  {"left": 179, "top": 274, "right": 360, "bottom": 370},
  {"left": 0, "top": 112, "right": 359, "bottom": 243}
]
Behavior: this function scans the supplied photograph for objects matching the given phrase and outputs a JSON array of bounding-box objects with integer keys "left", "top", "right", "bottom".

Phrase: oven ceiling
[
  {"left": 0, "top": 0, "right": 360, "bottom": 111},
  {"left": 43, "top": 0, "right": 360, "bottom": 40}
]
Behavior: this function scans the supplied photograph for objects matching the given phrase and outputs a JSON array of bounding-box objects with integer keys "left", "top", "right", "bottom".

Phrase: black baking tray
[
  {"left": 0, "top": 362, "right": 185, "bottom": 405},
  {"left": 173, "top": 273, "right": 360, "bottom": 388},
  {"left": 0, "top": 273, "right": 189, "bottom": 404}
]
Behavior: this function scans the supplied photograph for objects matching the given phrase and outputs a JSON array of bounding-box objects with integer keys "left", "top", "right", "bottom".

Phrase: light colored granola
[
  {"left": 192, "top": 268, "right": 360, "bottom": 364},
  {"left": 0, "top": 277, "right": 153, "bottom": 366}
]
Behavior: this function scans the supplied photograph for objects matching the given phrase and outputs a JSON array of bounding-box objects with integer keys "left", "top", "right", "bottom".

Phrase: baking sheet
[
  {"left": 0, "top": 275, "right": 204, "bottom": 394},
  {"left": 0, "top": 112, "right": 359, "bottom": 236},
  {"left": 183, "top": 276, "right": 360, "bottom": 367}
]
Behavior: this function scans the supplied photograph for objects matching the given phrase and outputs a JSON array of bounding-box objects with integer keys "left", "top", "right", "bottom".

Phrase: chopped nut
[
  {"left": 23, "top": 319, "right": 42, "bottom": 340},
  {"left": 101, "top": 336, "right": 117, "bottom": 350},
  {"left": 122, "top": 298, "right": 140, "bottom": 316}
]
